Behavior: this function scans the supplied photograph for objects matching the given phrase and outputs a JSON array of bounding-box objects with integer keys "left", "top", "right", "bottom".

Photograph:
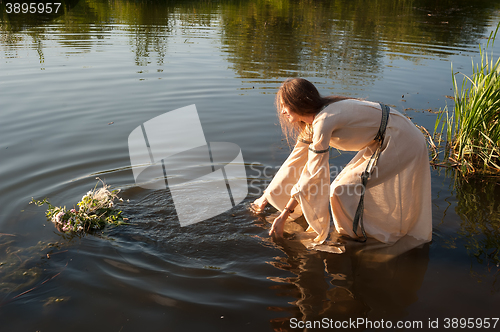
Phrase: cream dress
[{"left": 264, "top": 99, "right": 432, "bottom": 244}]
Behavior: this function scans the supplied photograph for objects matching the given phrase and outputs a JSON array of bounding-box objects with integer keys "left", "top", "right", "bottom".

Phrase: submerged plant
[
  {"left": 434, "top": 24, "right": 500, "bottom": 175},
  {"left": 31, "top": 178, "right": 128, "bottom": 234}
]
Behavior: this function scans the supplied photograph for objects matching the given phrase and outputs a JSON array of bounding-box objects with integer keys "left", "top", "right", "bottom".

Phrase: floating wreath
[{"left": 31, "top": 178, "right": 128, "bottom": 233}]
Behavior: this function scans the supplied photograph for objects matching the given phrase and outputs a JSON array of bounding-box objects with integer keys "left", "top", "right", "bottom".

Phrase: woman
[{"left": 252, "top": 78, "right": 432, "bottom": 245}]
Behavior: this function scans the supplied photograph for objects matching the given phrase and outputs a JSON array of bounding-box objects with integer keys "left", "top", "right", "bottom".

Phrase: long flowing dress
[{"left": 264, "top": 99, "right": 432, "bottom": 244}]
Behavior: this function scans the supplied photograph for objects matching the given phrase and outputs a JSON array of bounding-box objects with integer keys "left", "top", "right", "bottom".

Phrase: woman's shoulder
[
  {"left": 315, "top": 99, "right": 355, "bottom": 120},
  {"left": 323, "top": 99, "right": 382, "bottom": 115},
  {"left": 312, "top": 101, "right": 350, "bottom": 129},
  {"left": 313, "top": 99, "right": 380, "bottom": 128},
  {"left": 329, "top": 98, "right": 378, "bottom": 108}
]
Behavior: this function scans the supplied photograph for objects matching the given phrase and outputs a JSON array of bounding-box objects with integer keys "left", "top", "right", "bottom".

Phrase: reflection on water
[
  {"left": 253, "top": 211, "right": 430, "bottom": 330},
  {"left": 267, "top": 238, "right": 429, "bottom": 331},
  {"left": 220, "top": 0, "right": 493, "bottom": 82},
  {"left": 454, "top": 177, "right": 500, "bottom": 290},
  {"left": 1, "top": 0, "right": 500, "bottom": 331},
  {"left": 1, "top": 0, "right": 498, "bottom": 73}
]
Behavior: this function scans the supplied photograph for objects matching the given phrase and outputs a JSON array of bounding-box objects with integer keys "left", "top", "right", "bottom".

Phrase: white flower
[
  {"left": 53, "top": 211, "right": 65, "bottom": 225},
  {"left": 93, "top": 188, "right": 110, "bottom": 202}
]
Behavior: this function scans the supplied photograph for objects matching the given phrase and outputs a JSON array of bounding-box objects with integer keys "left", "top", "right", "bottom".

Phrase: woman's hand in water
[
  {"left": 250, "top": 196, "right": 268, "bottom": 213},
  {"left": 269, "top": 212, "right": 287, "bottom": 238}
]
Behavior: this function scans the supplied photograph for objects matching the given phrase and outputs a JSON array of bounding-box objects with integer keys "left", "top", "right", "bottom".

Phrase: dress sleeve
[
  {"left": 290, "top": 117, "right": 333, "bottom": 244},
  {"left": 263, "top": 139, "right": 309, "bottom": 219}
]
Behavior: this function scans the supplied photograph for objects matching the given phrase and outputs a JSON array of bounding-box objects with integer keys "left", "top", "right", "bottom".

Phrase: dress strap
[{"left": 352, "top": 103, "right": 390, "bottom": 242}]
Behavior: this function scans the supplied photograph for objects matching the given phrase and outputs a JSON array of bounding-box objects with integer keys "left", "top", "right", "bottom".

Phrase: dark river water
[{"left": 1, "top": 0, "right": 500, "bottom": 331}]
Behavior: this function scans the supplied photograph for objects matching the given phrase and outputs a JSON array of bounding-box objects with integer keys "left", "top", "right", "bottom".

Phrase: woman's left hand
[{"left": 269, "top": 212, "right": 287, "bottom": 238}]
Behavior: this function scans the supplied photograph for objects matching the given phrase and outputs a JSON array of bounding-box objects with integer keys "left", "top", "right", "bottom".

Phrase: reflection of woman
[
  {"left": 253, "top": 78, "right": 432, "bottom": 245},
  {"left": 268, "top": 239, "right": 430, "bottom": 330}
]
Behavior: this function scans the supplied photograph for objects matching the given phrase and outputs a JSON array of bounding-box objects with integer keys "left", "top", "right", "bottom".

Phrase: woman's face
[{"left": 280, "top": 100, "right": 300, "bottom": 123}]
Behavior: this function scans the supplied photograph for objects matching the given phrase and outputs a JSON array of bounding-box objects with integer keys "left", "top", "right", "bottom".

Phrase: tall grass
[{"left": 435, "top": 24, "right": 500, "bottom": 176}]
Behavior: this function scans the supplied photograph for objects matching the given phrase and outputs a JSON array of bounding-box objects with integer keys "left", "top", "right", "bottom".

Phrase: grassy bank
[{"left": 434, "top": 24, "right": 500, "bottom": 176}]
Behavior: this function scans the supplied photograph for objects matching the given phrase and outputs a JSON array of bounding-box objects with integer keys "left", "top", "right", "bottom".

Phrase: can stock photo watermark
[{"left": 128, "top": 104, "right": 248, "bottom": 226}]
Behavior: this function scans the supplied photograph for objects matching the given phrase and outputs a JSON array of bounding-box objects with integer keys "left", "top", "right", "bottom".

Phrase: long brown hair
[{"left": 276, "top": 78, "right": 352, "bottom": 146}]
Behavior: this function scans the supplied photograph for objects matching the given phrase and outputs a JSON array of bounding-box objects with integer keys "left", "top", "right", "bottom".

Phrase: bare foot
[{"left": 250, "top": 196, "right": 268, "bottom": 213}]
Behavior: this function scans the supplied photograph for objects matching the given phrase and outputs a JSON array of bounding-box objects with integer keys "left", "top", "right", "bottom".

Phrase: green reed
[{"left": 434, "top": 24, "right": 500, "bottom": 176}]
